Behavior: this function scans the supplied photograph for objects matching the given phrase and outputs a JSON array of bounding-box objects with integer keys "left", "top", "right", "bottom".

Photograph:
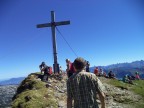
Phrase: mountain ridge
[
  {"left": 90, "top": 60, "right": 144, "bottom": 78},
  {"left": 0, "top": 77, "right": 25, "bottom": 86}
]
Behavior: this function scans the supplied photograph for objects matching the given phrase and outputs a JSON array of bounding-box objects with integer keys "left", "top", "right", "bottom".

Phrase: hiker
[
  {"left": 66, "top": 59, "right": 75, "bottom": 78},
  {"left": 135, "top": 71, "right": 140, "bottom": 80},
  {"left": 39, "top": 62, "right": 50, "bottom": 82},
  {"left": 99, "top": 68, "right": 104, "bottom": 77},
  {"left": 103, "top": 72, "right": 107, "bottom": 78},
  {"left": 86, "top": 60, "right": 90, "bottom": 72},
  {"left": 123, "top": 75, "right": 133, "bottom": 84},
  {"left": 131, "top": 75, "right": 136, "bottom": 80},
  {"left": 94, "top": 67, "right": 99, "bottom": 76},
  {"left": 67, "top": 57, "right": 106, "bottom": 108},
  {"left": 59, "top": 66, "right": 63, "bottom": 74},
  {"left": 108, "top": 71, "right": 115, "bottom": 79}
]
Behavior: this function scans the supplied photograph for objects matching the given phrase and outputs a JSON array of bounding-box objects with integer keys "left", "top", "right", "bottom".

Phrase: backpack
[{"left": 48, "top": 66, "right": 52, "bottom": 75}]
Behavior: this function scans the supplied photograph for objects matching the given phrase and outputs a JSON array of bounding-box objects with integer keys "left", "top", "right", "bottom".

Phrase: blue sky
[{"left": 0, "top": 0, "right": 144, "bottom": 79}]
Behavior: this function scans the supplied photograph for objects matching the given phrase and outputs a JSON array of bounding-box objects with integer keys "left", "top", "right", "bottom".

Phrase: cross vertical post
[
  {"left": 37, "top": 11, "right": 70, "bottom": 74},
  {"left": 51, "top": 11, "right": 58, "bottom": 74}
]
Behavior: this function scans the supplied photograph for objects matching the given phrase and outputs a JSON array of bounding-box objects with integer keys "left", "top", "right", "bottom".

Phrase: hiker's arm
[
  {"left": 95, "top": 77, "right": 106, "bottom": 108},
  {"left": 67, "top": 79, "right": 73, "bottom": 108},
  {"left": 41, "top": 67, "right": 45, "bottom": 74},
  {"left": 98, "top": 91, "right": 105, "bottom": 108},
  {"left": 67, "top": 97, "right": 72, "bottom": 108}
]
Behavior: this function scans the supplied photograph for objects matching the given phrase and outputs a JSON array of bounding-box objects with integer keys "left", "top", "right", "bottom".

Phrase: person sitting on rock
[
  {"left": 103, "top": 72, "right": 108, "bottom": 78},
  {"left": 131, "top": 75, "right": 136, "bottom": 80},
  {"left": 108, "top": 71, "right": 115, "bottom": 79},
  {"left": 123, "top": 75, "right": 133, "bottom": 84},
  {"left": 99, "top": 68, "right": 104, "bottom": 77},
  {"left": 135, "top": 71, "right": 140, "bottom": 80},
  {"left": 39, "top": 62, "right": 50, "bottom": 82}
]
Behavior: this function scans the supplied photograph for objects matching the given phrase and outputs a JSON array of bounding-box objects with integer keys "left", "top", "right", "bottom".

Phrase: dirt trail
[{"left": 46, "top": 75, "right": 142, "bottom": 108}]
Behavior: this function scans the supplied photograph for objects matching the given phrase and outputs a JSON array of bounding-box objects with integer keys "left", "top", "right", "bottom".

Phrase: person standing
[
  {"left": 59, "top": 66, "right": 63, "bottom": 74},
  {"left": 67, "top": 57, "right": 105, "bottom": 108},
  {"left": 66, "top": 59, "right": 75, "bottom": 78},
  {"left": 86, "top": 61, "right": 90, "bottom": 72},
  {"left": 94, "top": 67, "right": 99, "bottom": 76},
  {"left": 135, "top": 71, "right": 140, "bottom": 80}
]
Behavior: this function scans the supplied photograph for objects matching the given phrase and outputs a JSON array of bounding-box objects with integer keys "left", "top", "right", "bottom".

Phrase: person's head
[
  {"left": 41, "top": 62, "right": 45, "bottom": 66},
  {"left": 135, "top": 71, "right": 139, "bottom": 75},
  {"left": 73, "top": 57, "right": 86, "bottom": 72},
  {"left": 86, "top": 61, "right": 90, "bottom": 66},
  {"left": 124, "top": 74, "right": 128, "bottom": 78},
  {"left": 66, "top": 59, "right": 70, "bottom": 63}
]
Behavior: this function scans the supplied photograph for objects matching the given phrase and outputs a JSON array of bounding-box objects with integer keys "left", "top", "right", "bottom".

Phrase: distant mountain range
[
  {"left": 90, "top": 60, "right": 144, "bottom": 78},
  {"left": 0, "top": 77, "right": 25, "bottom": 86}
]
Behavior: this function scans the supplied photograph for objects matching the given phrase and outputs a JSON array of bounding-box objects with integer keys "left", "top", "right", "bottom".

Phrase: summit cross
[{"left": 37, "top": 11, "right": 70, "bottom": 73}]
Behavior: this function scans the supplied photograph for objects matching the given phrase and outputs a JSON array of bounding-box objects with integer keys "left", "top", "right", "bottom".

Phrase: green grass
[
  {"left": 108, "top": 79, "right": 130, "bottom": 89},
  {"left": 108, "top": 79, "right": 144, "bottom": 95},
  {"left": 12, "top": 88, "right": 57, "bottom": 108},
  {"left": 11, "top": 73, "right": 58, "bottom": 108},
  {"left": 108, "top": 79, "right": 144, "bottom": 107},
  {"left": 131, "top": 80, "right": 144, "bottom": 97}
]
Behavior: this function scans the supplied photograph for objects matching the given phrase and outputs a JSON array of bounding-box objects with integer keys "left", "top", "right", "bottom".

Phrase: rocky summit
[
  {"left": 11, "top": 72, "right": 144, "bottom": 108},
  {"left": 0, "top": 85, "right": 18, "bottom": 108}
]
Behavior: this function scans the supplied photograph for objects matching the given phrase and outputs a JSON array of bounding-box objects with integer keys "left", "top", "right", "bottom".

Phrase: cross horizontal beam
[{"left": 37, "top": 21, "right": 70, "bottom": 28}]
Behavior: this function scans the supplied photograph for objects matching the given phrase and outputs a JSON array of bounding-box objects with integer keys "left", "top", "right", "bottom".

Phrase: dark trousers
[
  {"left": 68, "top": 72, "right": 73, "bottom": 78},
  {"left": 42, "top": 74, "right": 49, "bottom": 81}
]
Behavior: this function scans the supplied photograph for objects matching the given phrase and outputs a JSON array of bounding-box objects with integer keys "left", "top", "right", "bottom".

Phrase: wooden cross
[{"left": 37, "top": 11, "right": 70, "bottom": 73}]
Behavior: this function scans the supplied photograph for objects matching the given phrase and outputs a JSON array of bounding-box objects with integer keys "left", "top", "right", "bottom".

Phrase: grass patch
[
  {"left": 131, "top": 80, "right": 144, "bottom": 97},
  {"left": 108, "top": 79, "right": 130, "bottom": 89},
  {"left": 16, "top": 74, "right": 45, "bottom": 94},
  {"left": 108, "top": 79, "right": 144, "bottom": 96},
  {"left": 11, "top": 73, "right": 58, "bottom": 108},
  {"left": 134, "top": 103, "right": 144, "bottom": 108},
  {"left": 108, "top": 79, "right": 144, "bottom": 107},
  {"left": 12, "top": 88, "right": 57, "bottom": 108}
]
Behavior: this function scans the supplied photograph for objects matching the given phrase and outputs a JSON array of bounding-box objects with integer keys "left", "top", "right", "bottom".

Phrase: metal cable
[{"left": 56, "top": 26, "right": 78, "bottom": 57}]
